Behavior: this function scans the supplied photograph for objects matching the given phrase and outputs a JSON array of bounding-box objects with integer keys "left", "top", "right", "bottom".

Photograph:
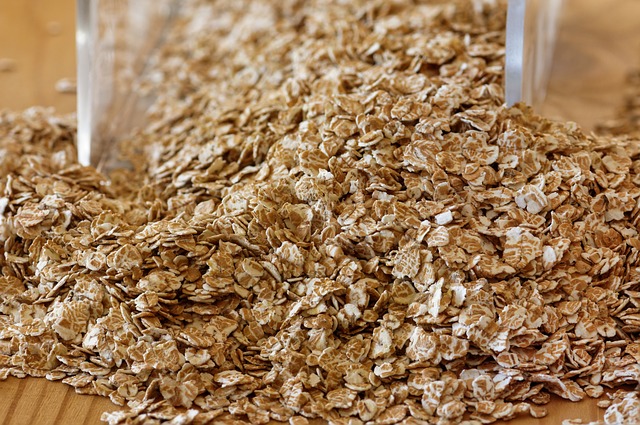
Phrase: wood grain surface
[{"left": 0, "top": 0, "right": 639, "bottom": 424}]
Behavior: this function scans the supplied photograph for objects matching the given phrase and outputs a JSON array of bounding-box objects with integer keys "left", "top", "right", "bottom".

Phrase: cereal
[{"left": 2, "top": 1, "right": 640, "bottom": 424}]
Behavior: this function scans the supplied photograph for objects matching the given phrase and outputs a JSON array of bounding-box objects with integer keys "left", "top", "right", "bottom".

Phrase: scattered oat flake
[
  {"left": 0, "top": 57, "right": 16, "bottom": 72},
  {"left": 55, "top": 77, "right": 77, "bottom": 94}
]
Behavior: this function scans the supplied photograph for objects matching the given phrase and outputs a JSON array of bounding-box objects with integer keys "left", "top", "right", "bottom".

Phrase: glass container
[
  {"left": 76, "top": 0, "right": 563, "bottom": 168},
  {"left": 505, "top": 0, "right": 564, "bottom": 107},
  {"left": 76, "top": 0, "right": 181, "bottom": 169}
]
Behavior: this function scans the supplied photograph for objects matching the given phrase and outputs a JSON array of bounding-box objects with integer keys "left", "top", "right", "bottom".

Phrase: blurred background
[
  {"left": 3, "top": 0, "right": 639, "bottom": 129},
  {"left": 2, "top": 0, "right": 640, "bottom": 129},
  {"left": 539, "top": 0, "right": 640, "bottom": 130},
  {"left": 0, "top": 0, "right": 76, "bottom": 113}
]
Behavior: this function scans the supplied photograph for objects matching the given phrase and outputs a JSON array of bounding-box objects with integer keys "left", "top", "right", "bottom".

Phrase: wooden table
[
  {"left": 541, "top": 0, "right": 640, "bottom": 130},
  {"left": 0, "top": 0, "right": 76, "bottom": 114},
  {"left": 1, "top": 0, "right": 639, "bottom": 424}
]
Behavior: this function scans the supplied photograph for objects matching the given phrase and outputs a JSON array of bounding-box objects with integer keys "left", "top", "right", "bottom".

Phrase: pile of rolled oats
[{"left": 2, "top": 1, "right": 640, "bottom": 424}]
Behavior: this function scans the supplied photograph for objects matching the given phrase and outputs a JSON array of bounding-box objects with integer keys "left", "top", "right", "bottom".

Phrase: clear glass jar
[
  {"left": 76, "top": 0, "right": 563, "bottom": 169},
  {"left": 76, "top": 0, "right": 181, "bottom": 169},
  {"left": 505, "top": 0, "right": 564, "bottom": 108}
]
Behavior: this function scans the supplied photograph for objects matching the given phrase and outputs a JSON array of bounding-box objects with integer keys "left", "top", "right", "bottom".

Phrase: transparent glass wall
[
  {"left": 76, "top": 0, "right": 180, "bottom": 169},
  {"left": 77, "top": 0, "right": 565, "bottom": 169}
]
